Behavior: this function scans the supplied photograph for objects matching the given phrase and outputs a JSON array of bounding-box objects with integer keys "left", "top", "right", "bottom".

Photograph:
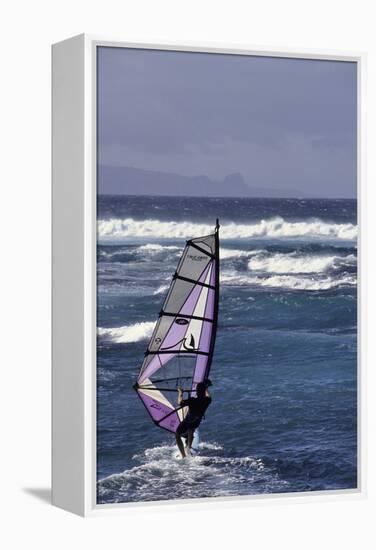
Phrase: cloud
[{"left": 97, "top": 47, "right": 357, "bottom": 198}]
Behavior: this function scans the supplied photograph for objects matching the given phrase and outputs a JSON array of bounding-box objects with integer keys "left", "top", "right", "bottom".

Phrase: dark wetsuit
[{"left": 177, "top": 395, "right": 212, "bottom": 435}]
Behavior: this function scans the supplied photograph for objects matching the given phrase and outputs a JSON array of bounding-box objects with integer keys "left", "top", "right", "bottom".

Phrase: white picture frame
[{"left": 52, "top": 34, "right": 365, "bottom": 517}]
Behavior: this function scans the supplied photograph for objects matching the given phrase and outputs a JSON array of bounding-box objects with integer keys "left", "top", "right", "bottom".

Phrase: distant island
[{"left": 98, "top": 165, "right": 308, "bottom": 199}]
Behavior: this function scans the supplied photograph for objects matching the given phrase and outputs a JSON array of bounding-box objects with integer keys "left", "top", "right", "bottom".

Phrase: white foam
[
  {"left": 248, "top": 253, "right": 356, "bottom": 274},
  {"left": 255, "top": 274, "right": 356, "bottom": 291},
  {"left": 221, "top": 271, "right": 356, "bottom": 291},
  {"left": 97, "top": 442, "right": 287, "bottom": 503},
  {"left": 220, "top": 248, "right": 264, "bottom": 259},
  {"left": 153, "top": 284, "right": 169, "bottom": 295},
  {"left": 98, "top": 321, "right": 155, "bottom": 344},
  {"left": 135, "top": 442, "right": 223, "bottom": 463},
  {"left": 98, "top": 216, "right": 357, "bottom": 241},
  {"left": 138, "top": 244, "right": 179, "bottom": 252},
  {"left": 198, "top": 442, "right": 224, "bottom": 451},
  {"left": 99, "top": 249, "right": 128, "bottom": 259}
]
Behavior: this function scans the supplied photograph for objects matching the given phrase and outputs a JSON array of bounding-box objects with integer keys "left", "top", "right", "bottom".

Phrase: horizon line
[{"left": 97, "top": 193, "right": 357, "bottom": 201}]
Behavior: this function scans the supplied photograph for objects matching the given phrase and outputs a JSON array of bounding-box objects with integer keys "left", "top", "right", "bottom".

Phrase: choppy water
[{"left": 97, "top": 195, "right": 357, "bottom": 504}]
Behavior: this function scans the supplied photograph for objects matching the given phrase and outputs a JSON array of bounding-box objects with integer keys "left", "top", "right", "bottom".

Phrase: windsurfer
[{"left": 175, "top": 382, "right": 212, "bottom": 458}]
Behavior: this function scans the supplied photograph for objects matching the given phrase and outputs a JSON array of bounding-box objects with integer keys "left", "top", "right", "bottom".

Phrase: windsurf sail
[{"left": 134, "top": 219, "right": 220, "bottom": 433}]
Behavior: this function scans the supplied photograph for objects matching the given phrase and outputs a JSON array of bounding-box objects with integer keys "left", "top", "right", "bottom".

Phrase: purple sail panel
[
  {"left": 192, "top": 250, "right": 218, "bottom": 384},
  {"left": 193, "top": 354, "right": 207, "bottom": 384},
  {"left": 191, "top": 270, "right": 216, "bottom": 384},
  {"left": 138, "top": 391, "right": 174, "bottom": 424},
  {"left": 204, "top": 287, "right": 215, "bottom": 319},
  {"left": 198, "top": 320, "right": 212, "bottom": 354},
  {"left": 158, "top": 411, "right": 180, "bottom": 433},
  {"left": 193, "top": 321, "right": 212, "bottom": 382}
]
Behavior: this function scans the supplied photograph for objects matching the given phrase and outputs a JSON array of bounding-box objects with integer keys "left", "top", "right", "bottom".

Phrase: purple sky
[{"left": 98, "top": 47, "right": 357, "bottom": 198}]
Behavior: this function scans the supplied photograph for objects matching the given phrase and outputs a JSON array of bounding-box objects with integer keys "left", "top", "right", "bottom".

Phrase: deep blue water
[{"left": 96, "top": 195, "right": 357, "bottom": 504}]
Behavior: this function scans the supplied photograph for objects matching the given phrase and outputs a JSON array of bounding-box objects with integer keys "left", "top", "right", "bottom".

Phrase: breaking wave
[
  {"left": 221, "top": 272, "right": 356, "bottom": 291},
  {"left": 99, "top": 243, "right": 180, "bottom": 259},
  {"left": 138, "top": 244, "right": 180, "bottom": 252},
  {"left": 248, "top": 253, "right": 356, "bottom": 274},
  {"left": 98, "top": 217, "right": 357, "bottom": 241},
  {"left": 220, "top": 248, "right": 264, "bottom": 259},
  {"left": 153, "top": 284, "right": 169, "bottom": 295},
  {"left": 98, "top": 322, "right": 155, "bottom": 344}
]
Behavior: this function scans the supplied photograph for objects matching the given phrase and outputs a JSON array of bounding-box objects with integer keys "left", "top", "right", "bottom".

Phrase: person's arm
[
  {"left": 205, "top": 388, "right": 211, "bottom": 398},
  {"left": 178, "top": 388, "right": 190, "bottom": 408},
  {"left": 177, "top": 387, "right": 184, "bottom": 405}
]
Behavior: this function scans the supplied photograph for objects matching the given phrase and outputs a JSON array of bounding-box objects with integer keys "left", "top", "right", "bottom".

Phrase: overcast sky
[{"left": 97, "top": 47, "right": 357, "bottom": 198}]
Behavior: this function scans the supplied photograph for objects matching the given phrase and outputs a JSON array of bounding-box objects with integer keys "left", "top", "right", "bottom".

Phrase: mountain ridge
[{"left": 98, "top": 165, "right": 308, "bottom": 198}]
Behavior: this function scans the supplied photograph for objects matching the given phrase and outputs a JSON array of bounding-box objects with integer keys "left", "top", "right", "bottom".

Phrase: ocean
[{"left": 96, "top": 195, "right": 357, "bottom": 504}]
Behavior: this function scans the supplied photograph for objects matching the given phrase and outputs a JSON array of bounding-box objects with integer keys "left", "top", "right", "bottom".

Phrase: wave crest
[
  {"left": 221, "top": 271, "right": 356, "bottom": 291},
  {"left": 98, "top": 217, "right": 357, "bottom": 241},
  {"left": 220, "top": 248, "right": 264, "bottom": 259},
  {"left": 138, "top": 244, "right": 180, "bottom": 252},
  {"left": 98, "top": 322, "right": 155, "bottom": 344},
  {"left": 153, "top": 284, "right": 169, "bottom": 295},
  {"left": 248, "top": 253, "right": 356, "bottom": 274}
]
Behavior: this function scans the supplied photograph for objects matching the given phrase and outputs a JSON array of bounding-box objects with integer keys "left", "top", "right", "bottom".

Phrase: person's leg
[
  {"left": 175, "top": 431, "right": 186, "bottom": 458},
  {"left": 187, "top": 429, "right": 194, "bottom": 451}
]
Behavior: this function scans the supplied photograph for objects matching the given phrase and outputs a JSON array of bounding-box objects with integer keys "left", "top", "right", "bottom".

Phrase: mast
[{"left": 206, "top": 219, "right": 220, "bottom": 378}]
